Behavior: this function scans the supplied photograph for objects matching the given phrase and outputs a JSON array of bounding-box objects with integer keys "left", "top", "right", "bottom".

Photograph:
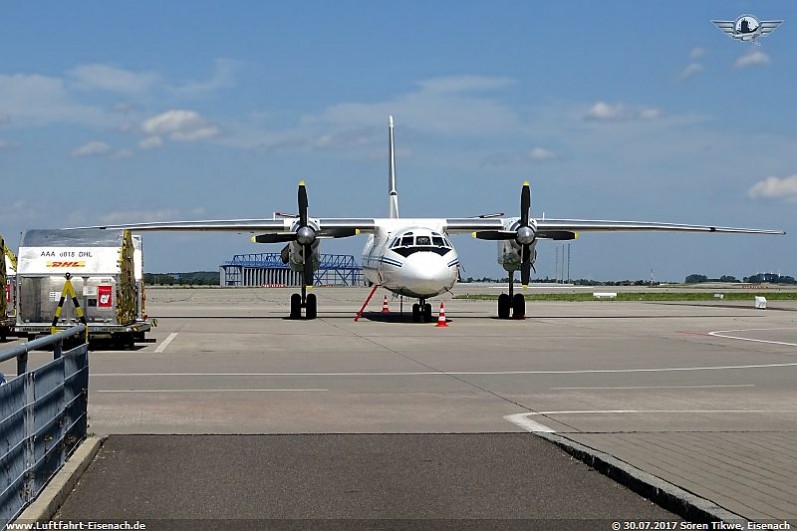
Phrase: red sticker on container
[{"left": 98, "top": 285, "right": 112, "bottom": 307}]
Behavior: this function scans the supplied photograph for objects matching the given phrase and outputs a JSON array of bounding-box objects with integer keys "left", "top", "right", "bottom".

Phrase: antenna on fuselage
[{"left": 388, "top": 115, "right": 400, "bottom": 219}]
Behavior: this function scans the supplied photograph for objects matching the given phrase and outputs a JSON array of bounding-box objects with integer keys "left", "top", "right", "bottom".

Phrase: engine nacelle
[
  {"left": 287, "top": 240, "right": 320, "bottom": 273},
  {"left": 496, "top": 218, "right": 537, "bottom": 273}
]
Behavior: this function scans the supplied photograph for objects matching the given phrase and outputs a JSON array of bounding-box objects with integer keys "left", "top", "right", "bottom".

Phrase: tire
[
  {"left": 512, "top": 293, "right": 525, "bottom": 320},
  {"left": 423, "top": 304, "right": 432, "bottom": 323},
  {"left": 498, "top": 293, "right": 510, "bottom": 319},
  {"left": 306, "top": 293, "right": 317, "bottom": 320},
  {"left": 412, "top": 303, "right": 420, "bottom": 322},
  {"left": 290, "top": 293, "right": 302, "bottom": 319}
]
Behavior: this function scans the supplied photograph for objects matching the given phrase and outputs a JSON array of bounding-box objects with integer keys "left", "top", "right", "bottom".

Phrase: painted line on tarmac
[
  {"left": 154, "top": 332, "right": 179, "bottom": 353},
  {"left": 708, "top": 327, "right": 797, "bottom": 348},
  {"left": 97, "top": 388, "right": 329, "bottom": 393},
  {"left": 90, "top": 361, "right": 797, "bottom": 378},
  {"left": 551, "top": 384, "right": 755, "bottom": 390}
]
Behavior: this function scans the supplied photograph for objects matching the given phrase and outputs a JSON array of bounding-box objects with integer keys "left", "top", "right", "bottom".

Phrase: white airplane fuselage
[{"left": 360, "top": 219, "right": 460, "bottom": 299}]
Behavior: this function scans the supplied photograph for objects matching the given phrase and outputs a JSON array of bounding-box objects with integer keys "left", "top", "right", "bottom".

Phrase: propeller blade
[
  {"left": 280, "top": 244, "right": 290, "bottom": 264},
  {"left": 303, "top": 244, "right": 314, "bottom": 287},
  {"left": 521, "top": 261, "right": 531, "bottom": 286},
  {"left": 298, "top": 181, "right": 308, "bottom": 227},
  {"left": 520, "top": 181, "right": 530, "bottom": 227},
  {"left": 317, "top": 227, "right": 359, "bottom": 239},
  {"left": 473, "top": 230, "right": 517, "bottom": 240},
  {"left": 253, "top": 233, "right": 296, "bottom": 244}
]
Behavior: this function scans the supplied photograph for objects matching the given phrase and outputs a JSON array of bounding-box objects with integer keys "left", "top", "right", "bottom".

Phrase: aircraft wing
[
  {"left": 72, "top": 218, "right": 378, "bottom": 233},
  {"left": 535, "top": 219, "right": 785, "bottom": 236}
]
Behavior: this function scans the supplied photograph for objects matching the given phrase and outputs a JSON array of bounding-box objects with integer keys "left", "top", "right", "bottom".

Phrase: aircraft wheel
[
  {"left": 498, "top": 293, "right": 510, "bottom": 319},
  {"left": 511, "top": 293, "right": 525, "bottom": 320},
  {"left": 306, "top": 293, "right": 317, "bottom": 320},
  {"left": 290, "top": 293, "right": 302, "bottom": 319},
  {"left": 423, "top": 303, "right": 432, "bottom": 322},
  {"left": 412, "top": 304, "right": 420, "bottom": 322}
]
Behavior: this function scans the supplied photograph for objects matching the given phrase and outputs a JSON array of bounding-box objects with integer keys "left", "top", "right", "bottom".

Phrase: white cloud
[
  {"left": 141, "top": 110, "right": 220, "bottom": 142},
  {"left": 585, "top": 101, "right": 662, "bottom": 122},
  {"left": 302, "top": 75, "right": 521, "bottom": 136},
  {"left": 0, "top": 199, "right": 43, "bottom": 224},
  {"left": 415, "top": 75, "right": 516, "bottom": 94},
  {"left": 689, "top": 47, "right": 706, "bottom": 60},
  {"left": 171, "top": 126, "right": 220, "bottom": 141},
  {"left": 747, "top": 175, "right": 797, "bottom": 202},
  {"left": 113, "top": 148, "right": 133, "bottom": 159},
  {"left": 585, "top": 101, "right": 623, "bottom": 121},
  {"left": 139, "top": 136, "right": 163, "bottom": 150},
  {"left": 69, "top": 64, "right": 158, "bottom": 94},
  {"left": 639, "top": 108, "right": 662, "bottom": 120},
  {"left": 734, "top": 50, "right": 771, "bottom": 69},
  {"left": 0, "top": 73, "right": 108, "bottom": 127},
  {"left": 678, "top": 63, "right": 704, "bottom": 81},
  {"left": 174, "top": 58, "right": 240, "bottom": 96},
  {"left": 72, "top": 141, "right": 112, "bottom": 157},
  {"left": 529, "top": 147, "right": 556, "bottom": 160}
]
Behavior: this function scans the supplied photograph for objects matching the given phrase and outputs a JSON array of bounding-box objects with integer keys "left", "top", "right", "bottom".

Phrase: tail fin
[{"left": 388, "top": 115, "right": 400, "bottom": 218}]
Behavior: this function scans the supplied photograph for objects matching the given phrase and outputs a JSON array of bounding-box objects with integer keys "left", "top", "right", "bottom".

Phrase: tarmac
[{"left": 2, "top": 284, "right": 796, "bottom": 525}]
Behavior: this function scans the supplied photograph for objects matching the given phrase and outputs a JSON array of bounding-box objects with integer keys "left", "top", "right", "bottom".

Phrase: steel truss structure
[{"left": 220, "top": 253, "right": 365, "bottom": 287}]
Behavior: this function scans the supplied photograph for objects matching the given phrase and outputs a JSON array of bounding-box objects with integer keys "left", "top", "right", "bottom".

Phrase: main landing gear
[
  {"left": 290, "top": 285, "right": 317, "bottom": 320},
  {"left": 498, "top": 274, "right": 525, "bottom": 319},
  {"left": 412, "top": 299, "right": 433, "bottom": 323}
]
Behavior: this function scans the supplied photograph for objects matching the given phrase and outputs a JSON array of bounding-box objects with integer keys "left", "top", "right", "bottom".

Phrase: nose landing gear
[{"left": 412, "top": 299, "right": 433, "bottom": 322}]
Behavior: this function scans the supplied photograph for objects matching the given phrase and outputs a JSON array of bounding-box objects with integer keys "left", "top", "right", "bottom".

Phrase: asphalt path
[{"left": 55, "top": 434, "right": 678, "bottom": 530}]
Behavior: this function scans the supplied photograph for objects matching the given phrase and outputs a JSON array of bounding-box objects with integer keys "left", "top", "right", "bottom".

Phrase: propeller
[
  {"left": 473, "top": 181, "right": 535, "bottom": 286},
  {"left": 253, "top": 181, "right": 359, "bottom": 287}
]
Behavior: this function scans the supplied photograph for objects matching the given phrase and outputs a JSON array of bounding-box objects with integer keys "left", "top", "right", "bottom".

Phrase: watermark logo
[{"left": 712, "top": 14, "right": 783, "bottom": 45}]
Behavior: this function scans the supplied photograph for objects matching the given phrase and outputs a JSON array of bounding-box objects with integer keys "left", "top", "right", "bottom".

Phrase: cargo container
[
  {"left": 15, "top": 229, "right": 150, "bottom": 345},
  {"left": 1, "top": 235, "right": 13, "bottom": 340}
]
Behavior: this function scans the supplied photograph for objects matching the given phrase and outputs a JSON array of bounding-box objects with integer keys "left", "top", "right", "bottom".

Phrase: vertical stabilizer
[{"left": 388, "top": 115, "right": 400, "bottom": 218}]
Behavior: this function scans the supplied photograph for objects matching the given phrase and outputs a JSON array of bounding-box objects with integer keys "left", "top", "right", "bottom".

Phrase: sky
[{"left": 0, "top": 1, "right": 794, "bottom": 282}]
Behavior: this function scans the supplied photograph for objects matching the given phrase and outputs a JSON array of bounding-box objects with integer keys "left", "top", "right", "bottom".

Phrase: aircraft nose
[{"left": 404, "top": 252, "right": 450, "bottom": 295}]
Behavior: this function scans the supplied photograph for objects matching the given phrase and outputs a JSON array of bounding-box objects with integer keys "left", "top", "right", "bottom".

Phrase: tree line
[
  {"left": 144, "top": 272, "right": 219, "bottom": 286},
  {"left": 685, "top": 273, "right": 796, "bottom": 284}
]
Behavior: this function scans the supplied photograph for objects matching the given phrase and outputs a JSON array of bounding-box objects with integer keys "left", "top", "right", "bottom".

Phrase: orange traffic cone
[
  {"left": 435, "top": 302, "right": 448, "bottom": 327},
  {"left": 381, "top": 296, "right": 390, "bottom": 313}
]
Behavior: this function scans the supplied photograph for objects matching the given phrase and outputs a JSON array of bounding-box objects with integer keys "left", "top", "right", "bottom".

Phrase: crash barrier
[{"left": 0, "top": 325, "right": 89, "bottom": 528}]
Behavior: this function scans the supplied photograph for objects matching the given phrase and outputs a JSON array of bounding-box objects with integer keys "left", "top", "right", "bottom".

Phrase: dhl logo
[{"left": 47, "top": 261, "right": 86, "bottom": 268}]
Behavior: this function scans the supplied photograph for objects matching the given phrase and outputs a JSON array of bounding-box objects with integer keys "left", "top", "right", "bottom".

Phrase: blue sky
[{"left": 1, "top": 1, "right": 794, "bottom": 281}]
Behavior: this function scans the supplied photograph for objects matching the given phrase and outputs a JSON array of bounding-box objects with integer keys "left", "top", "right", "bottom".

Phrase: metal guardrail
[{"left": 0, "top": 325, "right": 89, "bottom": 528}]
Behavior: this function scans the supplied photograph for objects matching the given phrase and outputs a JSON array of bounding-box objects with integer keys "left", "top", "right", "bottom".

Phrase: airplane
[{"left": 78, "top": 116, "right": 786, "bottom": 321}]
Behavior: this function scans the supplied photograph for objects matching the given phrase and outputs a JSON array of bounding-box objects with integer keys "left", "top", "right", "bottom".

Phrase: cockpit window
[{"left": 391, "top": 232, "right": 452, "bottom": 252}]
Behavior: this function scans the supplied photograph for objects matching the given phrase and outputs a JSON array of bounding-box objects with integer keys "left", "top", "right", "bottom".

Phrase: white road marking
[
  {"left": 154, "top": 332, "right": 179, "bottom": 353},
  {"left": 551, "top": 384, "right": 755, "bottom": 390},
  {"left": 708, "top": 327, "right": 797, "bottom": 348},
  {"left": 97, "top": 388, "right": 328, "bottom": 393},
  {"left": 504, "top": 413, "right": 556, "bottom": 433},
  {"left": 89, "top": 361, "right": 797, "bottom": 378}
]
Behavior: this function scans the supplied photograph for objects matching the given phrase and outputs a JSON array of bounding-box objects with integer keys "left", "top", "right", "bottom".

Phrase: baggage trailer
[
  {"left": 1, "top": 235, "right": 13, "bottom": 341},
  {"left": 15, "top": 229, "right": 150, "bottom": 345}
]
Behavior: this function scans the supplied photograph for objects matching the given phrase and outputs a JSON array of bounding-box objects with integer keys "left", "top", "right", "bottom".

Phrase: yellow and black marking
[{"left": 51, "top": 272, "right": 88, "bottom": 341}]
